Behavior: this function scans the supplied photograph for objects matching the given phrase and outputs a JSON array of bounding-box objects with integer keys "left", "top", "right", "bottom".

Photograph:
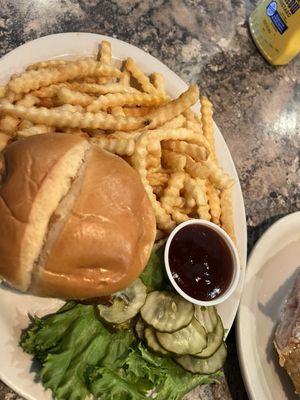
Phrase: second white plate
[{"left": 237, "top": 211, "right": 300, "bottom": 400}]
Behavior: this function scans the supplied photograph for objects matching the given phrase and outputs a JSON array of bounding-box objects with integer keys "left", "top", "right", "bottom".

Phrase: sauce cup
[{"left": 164, "top": 219, "right": 240, "bottom": 306}]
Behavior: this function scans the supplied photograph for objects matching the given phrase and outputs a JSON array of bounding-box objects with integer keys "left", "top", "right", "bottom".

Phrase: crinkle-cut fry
[
  {"left": 147, "top": 171, "right": 169, "bottom": 186},
  {"left": 184, "top": 176, "right": 210, "bottom": 220},
  {"left": 78, "top": 76, "right": 99, "bottom": 84},
  {"left": 171, "top": 209, "right": 190, "bottom": 223},
  {"left": 97, "top": 41, "right": 112, "bottom": 84},
  {"left": 200, "top": 96, "right": 216, "bottom": 161},
  {"left": 18, "top": 120, "right": 32, "bottom": 130},
  {"left": 106, "top": 130, "right": 142, "bottom": 141},
  {"left": 153, "top": 185, "right": 165, "bottom": 198},
  {"left": 183, "top": 190, "right": 196, "bottom": 208},
  {"left": 0, "top": 86, "right": 7, "bottom": 98},
  {"left": 204, "top": 158, "right": 234, "bottom": 189},
  {"left": 132, "top": 132, "right": 176, "bottom": 231},
  {"left": 58, "top": 87, "right": 95, "bottom": 106},
  {"left": 138, "top": 127, "right": 206, "bottom": 147},
  {"left": 69, "top": 82, "right": 139, "bottom": 95},
  {"left": 195, "top": 178, "right": 211, "bottom": 220},
  {"left": 162, "top": 140, "right": 209, "bottom": 162},
  {"left": 147, "top": 155, "right": 160, "bottom": 172},
  {"left": 220, "top": 188, "right": 236, "bottom": 243},
  {"left": 26, "top": 59, "right": 70, "bottom": 71},
  {"left": 0, "top": 115, "right": 19, "bottom": 134},
  {"left": 0, "top": 132, "right": 12, "bottom": 151},
  {"left": 55, "top": 104, "right": 85, "bottom": 113},
  {"left": 98, "top": 76, "right": 110, "bottom": 84},
  {"left": 0, "top": 102, "right": 148, "bottom": 131},
  {"left": 147, "top": 140, "right": 161, "bottom": 171},
  {"left": 206, "top": 183, "right": 221, "bottom": 225},
  {"left": 147, "top": 85, "right": 199, "bottom": 129},
  {"left": 87, "top": 91, "right": 166, "bottom": 113},
  {"left": 8, "top": 60, "right": 122, "bottom": 94},
  {"left": 16, "top": 94, "right": 39, "bottom": 107},
  {"left": 183, "top": 109, "right": 201, "bottom": 124},
  {"left": 161, "top": 171, "right": 186, "bottom": 211},
  {"left": 32, "top": 83, "right": 69, "bottom": 98},
  {"left": 17, "top": 124, "right": 54, "bottom": 138},
  {"left": 110, "top": 106, "right": 125, "bottom": 116},
  {"left": 185, "top": 155, "right": 210, "bottom": 179},
  {"left": 90, "top": 135, "right": 135, "bottom": 156},
  {"left": 160, "top": 114, "right": 186, "bottom": 129},
  {"left": 185, "top": 120, "right": 203, "bottom": 135},
  {"left": 0, "top": 88, "right": 38, "bottom": 133},
  {"left": 123, "top": 106, "right": 155, "bottom": 117},
  {"left": 1, "top": 90, "right": 19, "bottom": 103},
  {"left": 119, "top": 69, "right": 131, "bottom": 86},
  {"left": 125, "top": 58, "right": 157, "bottom": 94},
  {"left": 38, "top": 97, "right": 60, "bottom": 108},
  {"left": 162, "top": 149, "right": 186, "bottom": 171},
  {"left": 99, "top": 40, "right": 112, "bottom": 65},
  {"left": 151, "top": 72, "right": 165, "bottom": 95}
]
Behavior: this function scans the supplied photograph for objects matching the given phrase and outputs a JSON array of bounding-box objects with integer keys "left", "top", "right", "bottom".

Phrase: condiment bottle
[{"left": 249, "top": 0, "right": 300, "bottom": 65}]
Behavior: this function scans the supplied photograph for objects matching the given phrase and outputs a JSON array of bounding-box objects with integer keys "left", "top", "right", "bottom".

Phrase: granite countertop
[{"left": 0, "top": 0, "right": 299, "bottom": 399}]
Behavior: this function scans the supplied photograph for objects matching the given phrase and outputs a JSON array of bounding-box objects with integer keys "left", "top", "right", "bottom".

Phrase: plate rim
[
  {"left": 0, "top": 32, "right": 247, "bottom": 400},
  {"left": 236, "top": 211, "right": 300, "bottom": 400}
]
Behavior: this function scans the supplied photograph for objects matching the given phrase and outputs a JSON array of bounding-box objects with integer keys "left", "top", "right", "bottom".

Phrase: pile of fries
[{"left": 0, "top": 40, "right": 235, "bottom": 245}]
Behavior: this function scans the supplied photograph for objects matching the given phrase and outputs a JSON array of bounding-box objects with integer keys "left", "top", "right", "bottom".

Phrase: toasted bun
[{"left": 0, "top": 133, "right": 156, "bottom": 299}]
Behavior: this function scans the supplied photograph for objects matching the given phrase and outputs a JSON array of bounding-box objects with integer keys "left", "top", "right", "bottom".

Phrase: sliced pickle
[
  {"left": 98, "top": 278, "right": 147, "bottom": 324},
  {"left": 156, "top": 318, "right": 207, "bottom": 355},
  {"left": 176, "top": 343, "right": 227, "bottom": 374},
  {"left": 195, "top": 316, "right": 224, "bottom": 358},
  {"left": 140, "top": 291, "right": 194, "bottom": 333},
  {"left": 194, "top": 306, "right": 218, "bottom": 333},
  {"left": 144, "top": 327, "right": 171, "bottom": 356}
]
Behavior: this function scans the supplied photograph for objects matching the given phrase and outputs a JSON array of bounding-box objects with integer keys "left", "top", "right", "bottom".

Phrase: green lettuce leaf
[
  {"left": 140, "top": 251, "right": 165, "bottom": 290},
  {"left": 21, "top": 304, "right": 109, "bottom": 399},
  {"left": 88, "top": 343, "right": 221, "bottom": 400},
  {"left": 21, "top": 302, "right": 222, "bottom": 400}
]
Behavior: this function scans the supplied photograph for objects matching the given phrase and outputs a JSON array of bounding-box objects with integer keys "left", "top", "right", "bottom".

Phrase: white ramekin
[{"left": 164, "top": 219, "right": 240, "bottom": 306}]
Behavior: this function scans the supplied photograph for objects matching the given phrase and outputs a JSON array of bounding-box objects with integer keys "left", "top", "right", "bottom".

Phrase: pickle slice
[
  {"left": 98, "top": 278, "right": 147, "bottom": 324},
  {"left": 195, "top": 316, "right": 224, "bottom": 358},
  {"left": 176, "top": 343, "right": 227, "bottom": 374},
  {"left": 194, "top": 306, "right": 218, "bottom": 333},
  {"left": 140, "top": 291, "right": 194, "bottom": 333},
  {"left": 144, "top": 327, "right": 171, "bottom": 356},
  {"left": 156, "top": 318, "right": 207, "bottom": 355}
]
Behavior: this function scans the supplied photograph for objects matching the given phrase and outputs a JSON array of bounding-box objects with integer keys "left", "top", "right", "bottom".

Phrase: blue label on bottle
[{"left": 266, "top": 1, "right": 288, "bottom": 34}]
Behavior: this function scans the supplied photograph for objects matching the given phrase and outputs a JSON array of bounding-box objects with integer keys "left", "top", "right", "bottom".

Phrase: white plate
[
  {"left": 0, "top": 32, "right": 247, "bottom": 400},
  {"left": 237, "top": 211, "right": 300, "bottom": 400}
]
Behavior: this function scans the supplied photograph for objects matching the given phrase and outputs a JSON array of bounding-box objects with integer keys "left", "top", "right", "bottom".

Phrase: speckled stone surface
[{"left": 0, "top": 1, "right": 299, "bottom": 400}]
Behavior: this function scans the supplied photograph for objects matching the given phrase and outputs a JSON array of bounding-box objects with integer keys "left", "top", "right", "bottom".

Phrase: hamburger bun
[{"left": 0, "top": 133, "right": 156, "bottom": 299}]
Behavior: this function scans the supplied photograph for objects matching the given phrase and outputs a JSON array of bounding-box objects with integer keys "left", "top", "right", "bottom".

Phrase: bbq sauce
[{"left": 169, "top": 224, "right": 233, "bottom": 301}]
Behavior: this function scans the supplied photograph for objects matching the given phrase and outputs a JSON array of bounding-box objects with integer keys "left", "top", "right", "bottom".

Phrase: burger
[{"left": 0, "top": 133, "right": 156, "bottom": 299}]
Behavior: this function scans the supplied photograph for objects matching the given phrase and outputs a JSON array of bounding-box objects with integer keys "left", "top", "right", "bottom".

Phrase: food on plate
[
  {"left": 97, "top": 279, "right": 147, "bottom": 324},
  {"left": 0, "top": 39, "right": 236, "bottom": 399},
  {"left": 0, "top": 133, "right": 156, "bottom": 298},
  {"left": 140, "top": 290, "right": 194, "bottom": 332},
  {"left": 274, "top": 269, "right": 300, "bottom": 395},
  {"left": 168, "top": 224, "right": 234, "bottom": 301},
  {"left": 176, "top": 343, "right": 227, "bottom": 374},
  {"left": 0, "top": 40, "right": 235, "bottom": 243},
  {"left": 20, "top": 299, "right": 223, "bottom": 400},
  {"left": 20, "top": 257, "right": 227, "bottom": 400}
]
